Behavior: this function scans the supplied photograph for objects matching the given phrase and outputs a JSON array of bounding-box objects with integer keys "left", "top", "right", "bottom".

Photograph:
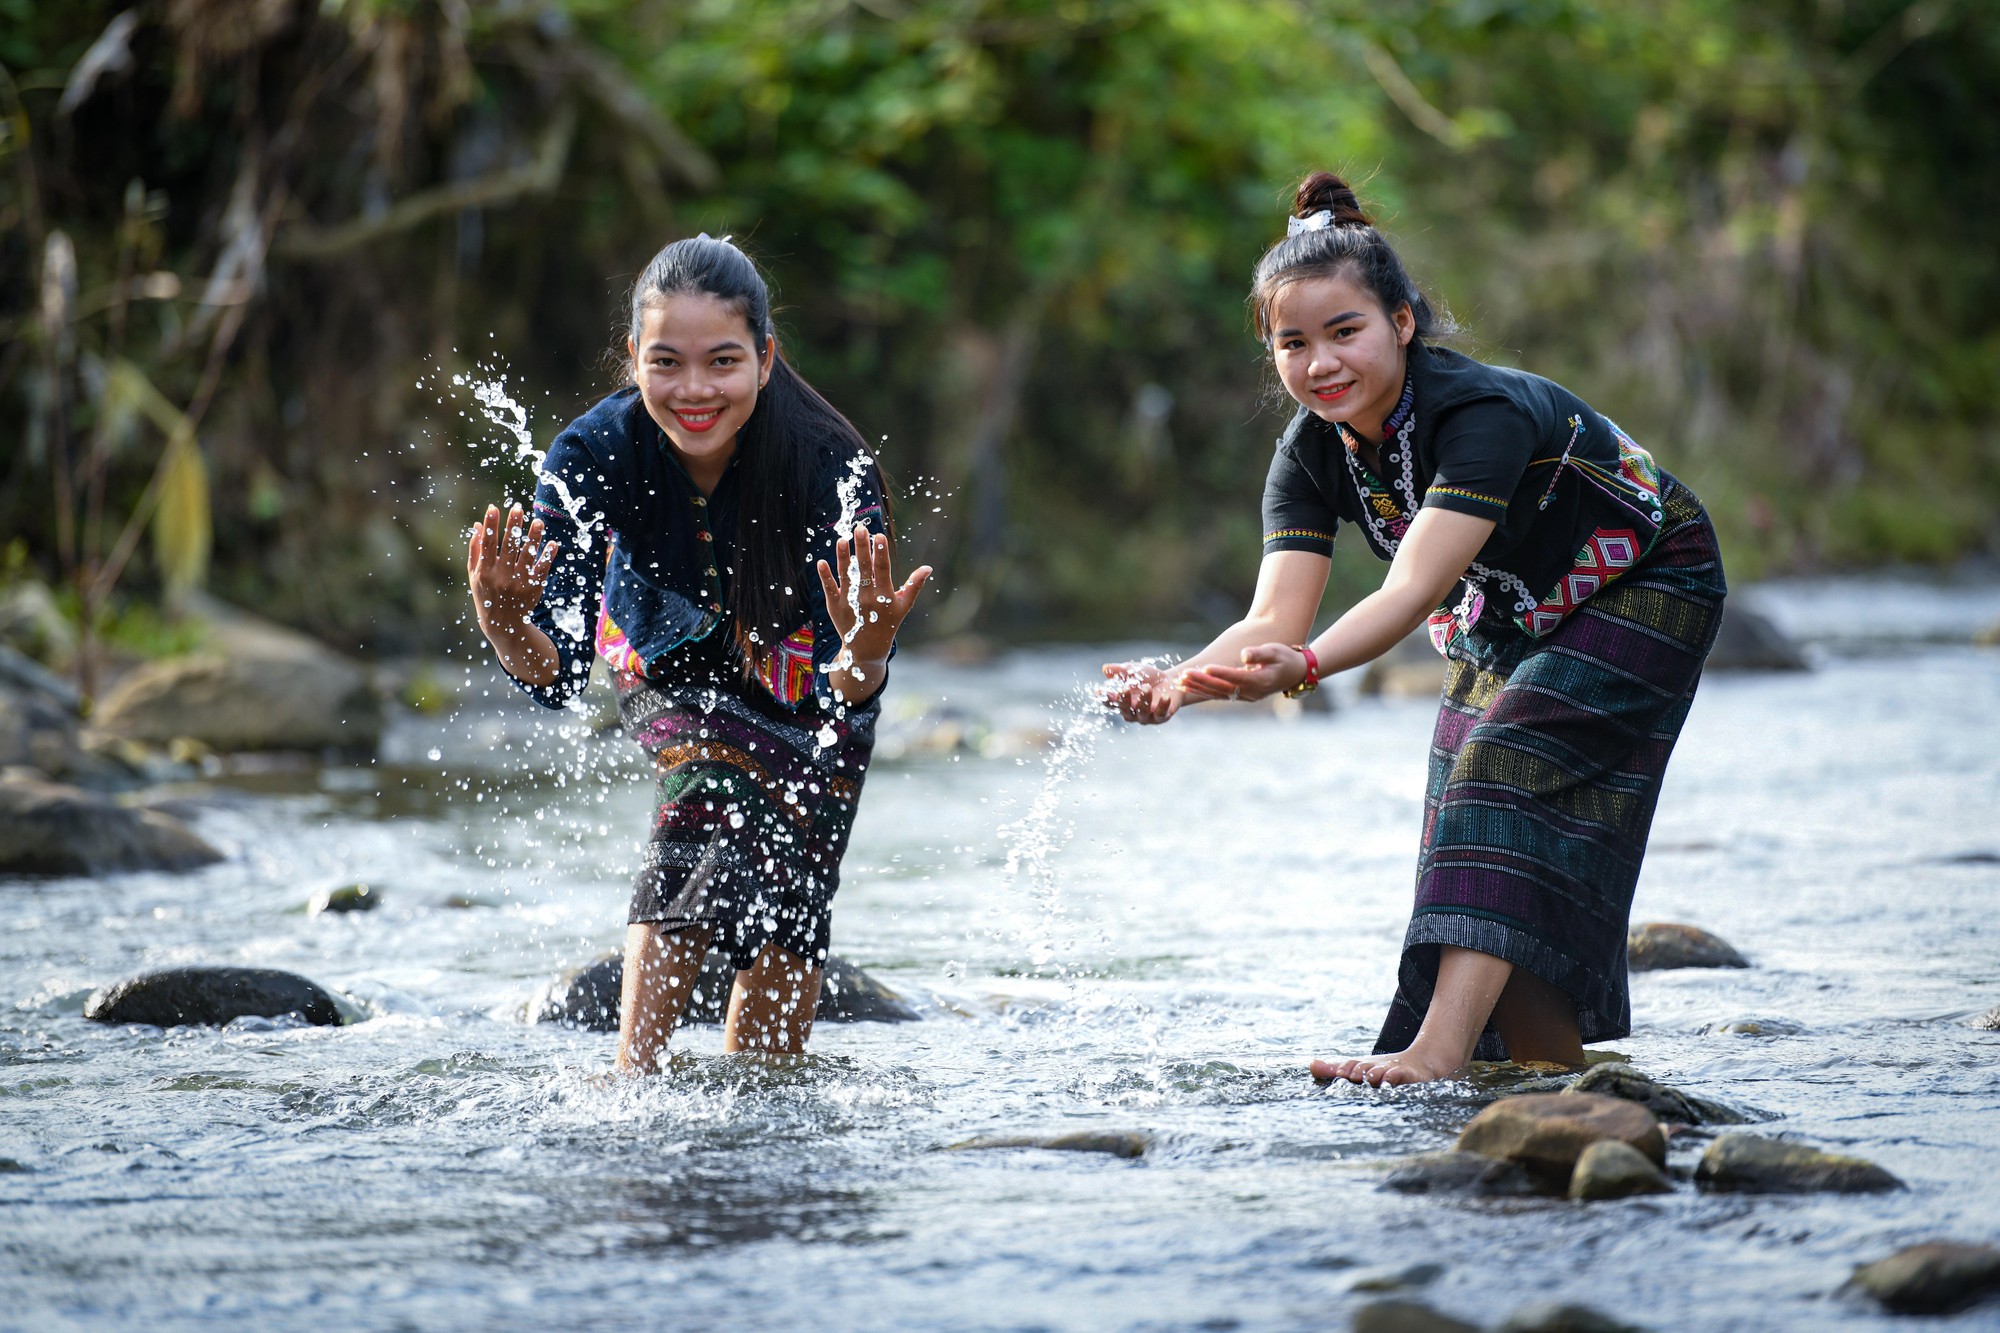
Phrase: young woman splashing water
[
  {"left": 467, "top": 236, "right": 929, "bottom": 1069},
  {"left": 1106, "top": 174, "right": 1726, "bottom": 1085}
]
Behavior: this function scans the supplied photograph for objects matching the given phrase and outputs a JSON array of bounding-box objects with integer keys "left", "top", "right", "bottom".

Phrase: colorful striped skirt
[
  {"left": 1375, "top": 474, "right": 1727, "bottom": 1059},
  {"left": 615, "top": 669, "right": 877, "bottom": 971}
]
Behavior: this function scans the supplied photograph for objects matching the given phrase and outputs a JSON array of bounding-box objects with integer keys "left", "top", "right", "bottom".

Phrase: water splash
[{"left": 998, "top": 658, "right": 1169, "bottom": 977}]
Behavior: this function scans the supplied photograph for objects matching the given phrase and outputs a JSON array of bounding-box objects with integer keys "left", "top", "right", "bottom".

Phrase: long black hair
[
  {"left": 626, "top": 235, "right": 889, "bottom": 664},
  {"left": 1249, "top": 172, "right": 1454, "bottom": 343}
]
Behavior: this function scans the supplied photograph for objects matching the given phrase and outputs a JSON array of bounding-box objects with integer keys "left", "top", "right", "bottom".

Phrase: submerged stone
[
  {"left": 1626, "top": 922, "right": 1748, "bottom": 971},
  {"left": 1499, "top": 1303, "right": 1646, "bottom": 1332},
  {"left": 1379, "top": 1151, "right": 1539, "bottom": 1198},
  {"left": 530, "top": 950, "right": 920, "bottom": 1030},
  {"left": 1351, "top": 1299, "right": 1481, "bottom": 1333},
  {"left": 1701, "top": 1017, "right": 1805, "bottom": 1037},
  {"left": 1695, "top": 1134, "right": 1902, "bottom": 1195},
  {"left": 84, "top": 966, "right": 344, "bottom": 1028},
  {"left": 1848, "top": 1241, "right": 2000, "bottom": 1315},
  {"left": 308, "top": 883, "right": 378, "bottom": 914},
  {"left": 947, "top": 1130, "right": 1148, "bottom": 1158},
  {"left": 1349, "top": 1262, "right": 1445, "bottom": 1293},
  {"left": 1456, "top": 1092, "right": 1665, "bottom": 1191},
  {"left": 0, "top": 776, "right": 222, "bottom": 876},
  {"left": 1567, "top": 1140, "right": 1672, "bottom": 1201},
  {"left": 1563, "top": 1062, "right": 1749, "bottom": 1126}
]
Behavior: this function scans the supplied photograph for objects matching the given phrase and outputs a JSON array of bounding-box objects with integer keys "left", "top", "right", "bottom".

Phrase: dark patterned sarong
[
  {"left": 615, "top": 670, "right": 876, "bottom": 971},
  {"left": 1375, "top": 474, "right": 1727, "bottom": 1059}
]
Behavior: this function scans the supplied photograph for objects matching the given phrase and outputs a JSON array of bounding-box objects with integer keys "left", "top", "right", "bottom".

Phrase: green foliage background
[{"left": 3, "top": 0, "right": 1995, "bottom": 657}]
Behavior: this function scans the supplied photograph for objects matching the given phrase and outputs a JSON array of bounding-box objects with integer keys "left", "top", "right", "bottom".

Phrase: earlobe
[{"left": 627, "top": 337, "right": 639, "bottom": 383}]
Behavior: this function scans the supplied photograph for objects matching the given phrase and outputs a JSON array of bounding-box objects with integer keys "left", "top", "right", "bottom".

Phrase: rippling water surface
[{"left": 4, "top": 581, "right": 1998, "bottom": 1331}]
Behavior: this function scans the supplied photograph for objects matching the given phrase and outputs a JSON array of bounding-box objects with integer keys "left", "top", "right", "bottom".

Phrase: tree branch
[
  {"left": 1356, "top": 38, "right": 1467, "bottom": 151},
  {"left": 274, "top": 102, "right": 578, "bottom": 260}
]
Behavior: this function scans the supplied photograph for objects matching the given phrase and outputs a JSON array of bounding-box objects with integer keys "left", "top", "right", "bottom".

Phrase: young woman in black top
[
  {"left": 467, "top": 236, "right": 929, "bottom": 1070},
  {"left": 1106, "top": 174, "right": 1726, "bottom": 1085}
]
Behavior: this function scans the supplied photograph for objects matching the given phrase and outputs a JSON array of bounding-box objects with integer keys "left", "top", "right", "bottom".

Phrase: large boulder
[
  {"left": 84, "top": 966, "right": 344, "bottom": 1027},
  {"left": 1456, "top": 1092, "right": 1665, "bottom": 1191},
  {"left": 0, "top": 583, "right": 77, "bottom": 672},
  {"left": 1626, "top": 922, "right": 1748, "bottom": 971},
  {"left": 530, "top": 949, "right": 920, "bottom": 1030},
  {"left": 0, "top": 655, "right": 142, "bottom": 789},
  {"left": 0, "top": 775, "right": 221, "bottom": 875},
  {"left": 92, "top": 604, "right": 382, "bottom": 754},
  {"left": 1694, "top": 1134, "right": 1902, "bottom": 1194},
  {"left": 1705, "top": 600, "right": 1808, "bottom": 671},
  {"left": 1848, "top": 1242, "right": 2000, "bottom": 1315}
]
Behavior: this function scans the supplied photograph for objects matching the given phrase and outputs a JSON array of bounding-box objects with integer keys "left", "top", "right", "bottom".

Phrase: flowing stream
[{"left": 3, "top": 580, "right": 1999, "bottom": 1331}]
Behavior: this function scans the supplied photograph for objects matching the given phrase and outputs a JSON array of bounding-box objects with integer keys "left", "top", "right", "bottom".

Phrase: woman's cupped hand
[
  {"left": 1178, "top": 644, "right": 1308, "bottom": 705},
  {"left": 1099, "top": 661, "right": 1183, "bottom": 724}
]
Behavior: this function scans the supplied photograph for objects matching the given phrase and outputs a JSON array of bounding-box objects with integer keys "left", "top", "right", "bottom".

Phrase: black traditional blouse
[
  {"left": 1260, "top": 343, "right": 1668, "bottom": 651},
  {"left": 516, "top": 387, "right": 887, "bottom": 712}
]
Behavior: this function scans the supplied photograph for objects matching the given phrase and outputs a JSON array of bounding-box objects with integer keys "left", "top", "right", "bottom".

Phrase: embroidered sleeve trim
[
  {"left": 1263, "top": 528, "right": 1334, "bottom": 545},
  {"left": 1425, "top": 486, "right": 1508, "bottom": 511}
]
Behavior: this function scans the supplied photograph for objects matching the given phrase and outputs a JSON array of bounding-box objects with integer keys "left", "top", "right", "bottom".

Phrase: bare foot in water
[{"left": 1310, "top": 1042, "right": 1464, "bottom": 1086}]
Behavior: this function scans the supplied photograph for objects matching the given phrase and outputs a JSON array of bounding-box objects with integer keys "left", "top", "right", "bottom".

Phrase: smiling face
[
  {"left": 629, "top": 292, "right": 774, "bottom": 489},
  {"left": 1267, "top": 270, "right": 1416, "bottom": 439}
]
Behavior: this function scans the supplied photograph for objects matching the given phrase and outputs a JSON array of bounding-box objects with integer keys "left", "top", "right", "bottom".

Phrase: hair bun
[{"left": 1293, "top": 171, "right": 1372, "bottom": 228}]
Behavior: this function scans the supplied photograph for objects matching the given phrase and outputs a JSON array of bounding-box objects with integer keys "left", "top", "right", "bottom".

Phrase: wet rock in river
[
  {"left": 1701, "top": 1016, "right": 1805, "bottom": 1037},
  {"left": 1705, "top": 600, "right": 1809, "bottom": 671},
  {"left": 1456, "top": 1092, "right": 1665, "bottom": 1191},
  {"left": 1379, "top": 1151, "right": 1539, "bottom": 1198},
  {"left": 1626, "top": 922, "right": 1748, "bottom": 971},
  {"left": 84, "top": 966, "right": 344, "bottom": 1027},
  {"left": 1563, "top": 1062, "right": 1748, "bottom": 1126},
  {"left": 530, "top": 950, "right": 920, "bottom": 1030},
  {"left": 1847, "top": 1241, "right": 2000, "bottom": 1315},
  {"left": 0, "top": 775, "right": 222, "bottom": 876},
  {"left": 1350, "top": 1262, "right": 1445, "bottom": 1293},
  {"left": 92, "top": 603, "right": 383, "bottom": 755},
  {"left": 948, "top": 1130, "right": 1148, "bottom": 1158},
  {"left": 1499, "top": 1303, "right": 1645, "bottom": 1332},
  {"left": 1567, "top": 1140, "right": 1672, "bottom": 1201},
  {"left": 308, "top": 883, "right": 379, "bottom": 914},
  {"left": 1694, "top": 1134, "right": 1902, "bottom": 1195},
  {"left": 1351, "top": 1299, "right": 1481, "bottom": 1333}
]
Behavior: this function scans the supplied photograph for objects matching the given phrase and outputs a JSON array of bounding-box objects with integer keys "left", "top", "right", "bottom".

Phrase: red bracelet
[{"left": 1284, "top": 644, "right": 1320, "bottom": 698}]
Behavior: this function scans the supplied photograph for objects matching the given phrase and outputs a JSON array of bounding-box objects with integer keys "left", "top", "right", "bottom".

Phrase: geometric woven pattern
[{"left": 1525, "top": 527, "right": 1640, "bottom": 634}]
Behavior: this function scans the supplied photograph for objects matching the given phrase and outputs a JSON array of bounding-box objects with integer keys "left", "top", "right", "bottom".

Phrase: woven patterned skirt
[
  {"left": 1375, "top": 475, "right": 1727, "bottom": 1059},
  {"left": 615, "top": 670, "right": 876, "bottom": 971}
]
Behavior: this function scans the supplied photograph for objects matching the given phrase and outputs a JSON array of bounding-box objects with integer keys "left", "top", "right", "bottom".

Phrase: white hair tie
[{"left": 1287, "top": 209, "right": 1335, "bottom": 237}]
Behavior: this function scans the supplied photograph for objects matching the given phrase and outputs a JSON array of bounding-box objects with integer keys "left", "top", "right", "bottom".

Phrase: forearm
[
  {"left": 1176, "top": 610, "right": 1314, "bottom": 676},
  {"left": 476, "top": 607, "right": 561, "bottom": 686},
  {"left": 826, "top": 654, "right": 889, "bottom": 707},
  {"left": 1305, "top": 578, "right": 1437, "bottom": 675}
]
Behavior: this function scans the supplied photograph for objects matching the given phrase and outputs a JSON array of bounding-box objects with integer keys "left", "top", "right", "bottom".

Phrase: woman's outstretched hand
[
  {"left": 817, "top": 522, "right": 932, "bottom": 671},
  {"left": 1100, "top": 661, "right": 1182, "bottom": 724},
  {"left": 1180, "top": 643, "right": 1308, "bottom": 705},
  {"left": 467, "top": 502, "right": 556, "bottom": 625}
]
